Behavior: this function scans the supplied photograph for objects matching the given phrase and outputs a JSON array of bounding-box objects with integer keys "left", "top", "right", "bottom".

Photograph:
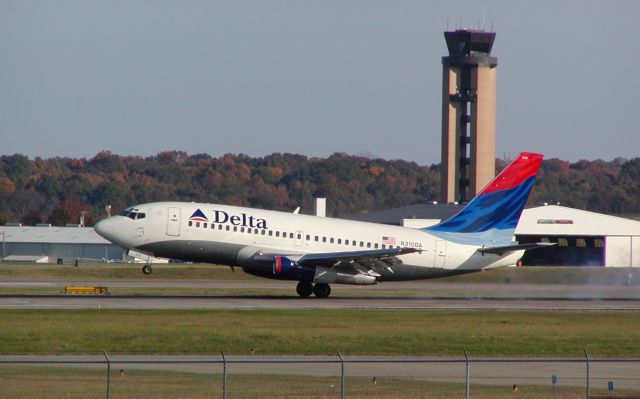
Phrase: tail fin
[{"left": 425, "top": 152, "right": 543, "bottom": 245}]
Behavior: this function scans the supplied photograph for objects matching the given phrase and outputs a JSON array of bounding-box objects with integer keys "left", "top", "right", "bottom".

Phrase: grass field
[
  {"left": 1, "top": 309, "right": 639, "bottom": 356},
  {"left": 0, "top": 262, "right": 252, "bottom": 280},
  {"left": 3, "top": 365, "right": 631, "bottom": 399}
]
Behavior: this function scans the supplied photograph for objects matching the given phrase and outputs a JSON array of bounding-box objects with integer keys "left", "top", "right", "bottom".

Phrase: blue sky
[{"left": 1, "top": 1, "right": 638, "bottom": 164}]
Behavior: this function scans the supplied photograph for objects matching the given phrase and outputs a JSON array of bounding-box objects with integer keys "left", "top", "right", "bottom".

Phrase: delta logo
[{"left": 189, "top": 209, "right": 209, "bottom": 223}]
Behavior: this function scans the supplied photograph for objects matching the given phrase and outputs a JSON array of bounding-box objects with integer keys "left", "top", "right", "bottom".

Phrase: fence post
[
  {"left": 584, "top": 349, "right": 590, "bottom": 399},
  {"left": 337, "top": 351, "right": 345, "bottom": 399},
  {"left": 464, "top": 350, "right": 470, "bottom": 399},
  {"left": 104, "top": 351, "right": 111, "bottom": 399},
  {"left": 221, "top": 352, "right": 227, "bottom": 399}
]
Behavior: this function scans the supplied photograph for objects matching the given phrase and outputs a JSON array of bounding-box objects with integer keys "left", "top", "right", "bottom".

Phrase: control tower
[{"left": 441, "top": 30, "right": 498, "bottom": 203}]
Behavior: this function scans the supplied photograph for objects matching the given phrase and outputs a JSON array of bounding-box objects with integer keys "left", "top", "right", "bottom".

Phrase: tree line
[{"left": 0, "top": 151, "right": 638, "bottom": 226}]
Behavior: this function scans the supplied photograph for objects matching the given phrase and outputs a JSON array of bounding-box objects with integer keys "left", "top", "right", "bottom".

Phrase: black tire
[
  {"left": 296, "top": 281, "right": 313, "bottom": 297},
  {"left": 313, "top": 283, "right": 331, "bottom": 298},
  {"left": 142, "top": 264, "right": 153, "bottom": 275}
]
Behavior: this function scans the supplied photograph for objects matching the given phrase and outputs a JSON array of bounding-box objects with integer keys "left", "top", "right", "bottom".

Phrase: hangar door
[
  {"left": 517, "top": 235, "right": 604, "bottom": 266},
  {"left": 605, "top": 236, "right": 640, "bottom": 267}
]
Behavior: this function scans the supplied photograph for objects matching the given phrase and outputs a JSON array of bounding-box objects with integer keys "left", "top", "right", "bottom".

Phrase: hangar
[
  {"left": 516, "top": 205, "right": 640, "bottom": 267},
  {"left": 0, "top": 225, "right": 125, "bottom": 264}
]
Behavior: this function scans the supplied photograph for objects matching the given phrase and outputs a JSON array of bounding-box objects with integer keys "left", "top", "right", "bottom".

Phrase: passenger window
[
  {"left": 196, "top": 222, "right": 200, "bottom": 228},
  {"left": 298, "top": 234, "right": 302, "bottom": 239},
  {"left": 337, "top": 239, "right": 342, "bottom": 244},
  {"left": 276, "top": 231, "right": 280, "bottom": 237},
  {"left": 211, "top": 224, "right": 215, "bottom": 229},
  {"left": 352, "top": 240, "right": 357, "bottom": 246},
  {"left": 322, "top": 237, "right": 326, "bottom": 243},
  {"left": 219, "top": 225, "right": 223, "bottom": 230},
  {"left": 360, "top": 241, "right": 364, "bottom": 247},
  {"left": 314, "top": 236, "right": 319, "bottom": 242},
  {"left": 306, "top": 235, "right": 310, "bottom": 241},
  {"left": 382, "top": 244, "right": 386, "bottom": 249},
  {"left": 367, "top": 242, "right": 371, "bottom": 248},
  {"left": 261, "top": 230, "right": 265, "bottom": 235},
  {"left": 268, "top": 231, "right": 273, "bottom": 236},
  {"left": 189, "top": 221, "right": 193, "bottom": 227},
  {"left": 226, "top": 225, "right": 230, "bottom": 231},
  {"left": 203, "top": 223, "right": 207, "bottom": 228},
  {"left": 233, "top": 226, "right": 237, "bottom": 232},
  {"left": 290, "top": 233, "right": 294, "bottom": 239},
  {"left": 374, "top": 243, "right": 378, "bottom": 249},
  {"left": 330, "top": 238, "right": 334, "bottom": 244}
]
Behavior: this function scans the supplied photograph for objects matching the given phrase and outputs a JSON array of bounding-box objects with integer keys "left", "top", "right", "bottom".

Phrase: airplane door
[
  {"left": 166, "top": 207, "right": 181, "bottom": 237},
  {"left": 294, "top": 231, "right": 304, "bottom": 246},
  {"left": 434, "top": 240, "right": 446, "bottom": 268}
]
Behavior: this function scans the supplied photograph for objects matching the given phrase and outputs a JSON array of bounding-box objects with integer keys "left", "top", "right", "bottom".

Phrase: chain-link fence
[{"left": 1, "top": 353, "right": 639, "bottom": 398}]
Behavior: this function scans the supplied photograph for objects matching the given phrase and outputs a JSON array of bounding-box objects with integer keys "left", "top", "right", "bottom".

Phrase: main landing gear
[
  {"left": 142, "top": 264, "right": 153, "bottom": 275},
  {"left": 296, "top": 281, "right": 331, "bottom": 298}
]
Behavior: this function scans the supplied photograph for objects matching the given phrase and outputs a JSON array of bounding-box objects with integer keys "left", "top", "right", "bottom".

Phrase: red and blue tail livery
[{"left": 425, "top": 152, "right": 543, "bottom": 245}]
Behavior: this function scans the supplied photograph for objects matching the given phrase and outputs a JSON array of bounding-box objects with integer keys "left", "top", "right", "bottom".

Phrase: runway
[
  {"left": 1, "top": 279, "right": 639, "bottom": 310},
  {"left": 2, "top": 295, "right": 640, "bottom": 311}
]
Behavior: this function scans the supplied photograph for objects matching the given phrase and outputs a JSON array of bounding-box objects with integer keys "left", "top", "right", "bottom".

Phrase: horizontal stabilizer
[{"left": 477, "top": 242, "right": 556, "bottom": 256}]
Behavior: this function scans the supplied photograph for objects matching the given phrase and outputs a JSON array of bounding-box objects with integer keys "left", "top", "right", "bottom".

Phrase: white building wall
[
  {"left": 633, "top": 236, "right": 640, "bottom": 267},
  {"left": 605, "top": 236, "right": 632, "bottom": 267}
]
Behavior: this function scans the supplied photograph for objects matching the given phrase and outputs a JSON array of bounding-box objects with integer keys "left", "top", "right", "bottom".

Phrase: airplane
[{"left": 94, "top": 152, "right": 546, "bottom": 298}]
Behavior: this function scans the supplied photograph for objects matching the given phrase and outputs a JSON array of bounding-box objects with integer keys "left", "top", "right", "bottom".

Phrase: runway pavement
[
  {"left": 1, "top": 279, "right": 639, "bottom": 310},
  {"left": 2, "top": 294, "right": 640, "bottom": 310}
]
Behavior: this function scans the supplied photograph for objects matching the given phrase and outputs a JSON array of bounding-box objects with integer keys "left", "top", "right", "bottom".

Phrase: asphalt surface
[
  {"left": 0, "top": 279, "right": 639, "bottom": 310},
  {"left": 3, "top": 355, "right": 640, "bottom": 389}
]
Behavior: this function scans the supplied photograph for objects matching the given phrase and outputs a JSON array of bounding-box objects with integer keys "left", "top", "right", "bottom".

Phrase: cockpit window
[{"left": 118, "top": 208, "right": 145, "bottom": 220}]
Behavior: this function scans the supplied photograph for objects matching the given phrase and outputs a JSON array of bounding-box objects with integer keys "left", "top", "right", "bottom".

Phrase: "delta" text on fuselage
[{"left": 212, "top": 210, "right": 268, "bottom": 229}]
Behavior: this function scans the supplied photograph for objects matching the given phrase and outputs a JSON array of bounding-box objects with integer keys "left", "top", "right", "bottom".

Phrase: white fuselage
[{"left": 95, "top": 201, "right": 521, "bottom": 282}]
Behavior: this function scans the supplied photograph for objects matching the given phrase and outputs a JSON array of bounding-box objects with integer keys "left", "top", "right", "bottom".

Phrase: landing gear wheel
[
  {"left": 296, "top": 281, "right": 314, "bottom": 297},
  {"left": 142, "top": 264, "right": 153, "bottom": 275},
  {"left": 313, "top": 283, "right": 331, "bottom": 298}
]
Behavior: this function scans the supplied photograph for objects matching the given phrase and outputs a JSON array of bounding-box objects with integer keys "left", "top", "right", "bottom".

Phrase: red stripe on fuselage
[{"left": 479, "top": 152, "right": 543, "bottom": 195}]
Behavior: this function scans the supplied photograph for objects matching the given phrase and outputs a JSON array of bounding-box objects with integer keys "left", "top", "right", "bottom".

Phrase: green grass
[
  {"left": 0, "top": 262, "right": 254, "bottom": 280},
  {"left": 2, "top": 309, "right": 640, "bottom": 356}
]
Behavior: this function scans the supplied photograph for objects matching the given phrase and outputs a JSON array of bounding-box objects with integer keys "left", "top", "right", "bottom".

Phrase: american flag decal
[{"left": 382, "top": 236, "right": 396, "bottom": 245}]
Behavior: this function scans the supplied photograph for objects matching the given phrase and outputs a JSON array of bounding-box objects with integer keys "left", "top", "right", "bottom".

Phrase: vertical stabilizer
[{"left": 426, "top": 152, "right": 543, "bottom": 245}]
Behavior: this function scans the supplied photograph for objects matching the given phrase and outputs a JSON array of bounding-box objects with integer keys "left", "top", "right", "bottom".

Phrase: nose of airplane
[{"left": 94, "top": 217, "right": 119, "bottom": 244}]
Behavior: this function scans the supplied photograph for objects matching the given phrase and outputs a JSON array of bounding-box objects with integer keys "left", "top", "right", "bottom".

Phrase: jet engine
[{"left": 272, "top": 256, "right": 315, "bottom": 281}]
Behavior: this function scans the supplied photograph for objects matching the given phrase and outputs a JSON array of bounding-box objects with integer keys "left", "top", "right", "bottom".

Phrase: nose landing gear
[{"left": 296, "top": 281, "right": 331, "bottom": 298}]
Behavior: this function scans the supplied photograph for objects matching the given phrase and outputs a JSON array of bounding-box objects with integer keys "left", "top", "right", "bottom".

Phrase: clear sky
[{"left": 1, "top": 1, "right": 638, "bottom": 165}]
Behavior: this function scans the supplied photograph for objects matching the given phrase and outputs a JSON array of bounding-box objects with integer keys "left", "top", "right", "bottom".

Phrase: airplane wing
[
  {"left": 252, "top": 247, "right": 419, "bottom": 277},
  {"left": 477, "top": 242, "right": 556, "bottom": 256}
]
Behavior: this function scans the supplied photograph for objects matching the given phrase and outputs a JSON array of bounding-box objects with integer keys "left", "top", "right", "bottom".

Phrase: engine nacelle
[{"left": 272, "top": 256, "right": 314, "bottom": 281}]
